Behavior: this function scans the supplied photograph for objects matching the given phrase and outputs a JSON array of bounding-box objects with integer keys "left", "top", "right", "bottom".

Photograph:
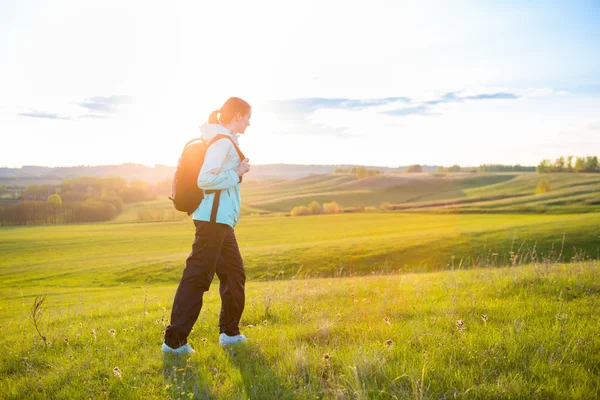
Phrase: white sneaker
[
  {"left": 219, "top": 333, "right": 248, "bottom": 346},
  {"left": 162, "top": 342, "right": 195, "bottom": 355}
]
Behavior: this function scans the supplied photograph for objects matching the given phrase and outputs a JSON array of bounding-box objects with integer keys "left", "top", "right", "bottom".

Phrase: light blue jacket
[{"left": 192, "top": 124, "right": 243, "bottom": 228}]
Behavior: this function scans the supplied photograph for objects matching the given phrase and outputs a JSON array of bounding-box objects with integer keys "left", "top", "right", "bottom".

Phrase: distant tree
[
  {"left": 585, "top": 156, "right": 599, "bottom": 172},
  {"left": 334, "top": 168, "right": 350, "bottom": 174},
  {"left": 405, "top": 164, "right": 422, "bottom": 173},
  {"left": 46, "top": 194, "right": 62, "bottom": 224},
  {"left": 554, "top": 157, "right": 565, "bottom": 172},
  {"left": 47, "top": 194, "right": 62, "bottom": 206},
  {"left": 322, "top": 201, "right": 342, "bottom": 214},
  {"left": 100, "top": 195, "right": 124, "bottom": 213},
  {"left": 308, "top": 201, "right": 321, "bottom": 214},
  {"left": 355, "top": 166, "right": 369, "bottom": 179},
  {"left": 478, "top": 164, "right": 536, "bottom": 172},
  {"left": 536, "top": 179, "right": 551, "bottom": 194},
  {"left": 102, "top": 177, "right": 127, "bottom": 191},
  {"left": 536, "top": 159, "right": 552, "bottom": 173},
  {"left": 448, "top": 165, "right": 462, "bottom": 173},
  {"left": 574, "top": 157, "right": 585, "bottom": 172},
  {"left": 436, "top": 166, "right": 446, "bottom": 173},
  {"left": 290, "top": 206, "right": 310, "bottom": 216},
  {"left": 118, "top": 180, "right": 155, "bottom": 203},
  {"left": 567, "top": 156, "right": 574, "bottom": 172}
]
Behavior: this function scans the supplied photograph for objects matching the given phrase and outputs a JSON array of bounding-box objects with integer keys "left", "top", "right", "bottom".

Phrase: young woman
[{"left": 163, "top": 97, "right": 252, "bottom": 354}]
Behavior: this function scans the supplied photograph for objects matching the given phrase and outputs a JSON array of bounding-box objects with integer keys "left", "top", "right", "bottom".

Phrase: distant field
[
  {"left": 242, "top": 172, "right": 600, "bottom": 214},
  {"left": 2, "top": 212, "right": 599, "bottom": 290},
  {"left": 5, "top": 172, "right": 600, "bottom": 224}
]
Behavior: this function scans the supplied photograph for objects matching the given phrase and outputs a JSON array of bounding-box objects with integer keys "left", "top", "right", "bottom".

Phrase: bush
[
  {"left": 536, "top": 179, "right": 551, "bottom": 194},
  {"left": 290, "top": 206, "right": 310, "bottom": 216},
  {"left": 405, "top": 164, "right": 422, "bottom": 173},
  {"left": 308, "top": 201, "right": 321, "bottom": 215},
  {"left": 379, "top": 202, "right": 394, "bottom": 211},
  {"left": 323, "top": 201, "right": 342, "bottom": 214}
]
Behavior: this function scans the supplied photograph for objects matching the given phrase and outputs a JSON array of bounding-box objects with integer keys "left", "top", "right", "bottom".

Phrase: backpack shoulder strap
[{"left": 208, "top": 134, "right": 246, "bottom": 160}]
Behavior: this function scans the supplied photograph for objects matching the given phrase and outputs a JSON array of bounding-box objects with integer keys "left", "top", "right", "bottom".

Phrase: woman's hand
[{"left": 236, "top": 158, "right": 251, "bottom": 177}]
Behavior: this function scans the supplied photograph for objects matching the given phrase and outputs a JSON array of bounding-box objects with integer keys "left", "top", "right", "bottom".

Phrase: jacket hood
[{"left": 199, "top": 123, "right": 239, "bottom": 144}]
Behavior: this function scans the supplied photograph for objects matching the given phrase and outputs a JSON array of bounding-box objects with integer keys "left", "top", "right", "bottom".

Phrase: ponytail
[
  {"left": 208, "top": 110, "right": 220, "bottom": 124},
  {"left": 208, "top": 97, "right": 251, "bottom": 125}
]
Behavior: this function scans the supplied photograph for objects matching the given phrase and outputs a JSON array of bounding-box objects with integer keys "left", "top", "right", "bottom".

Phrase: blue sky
[{"left": 0, "top": 0, "right": 599, "bottom": 168}]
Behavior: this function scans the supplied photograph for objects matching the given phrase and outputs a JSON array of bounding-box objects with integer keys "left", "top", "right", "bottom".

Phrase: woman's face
[{"left": 232, "top": 110, "right": 251, "bottom": 134}]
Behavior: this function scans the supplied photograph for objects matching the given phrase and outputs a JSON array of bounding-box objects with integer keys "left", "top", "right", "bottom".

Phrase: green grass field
[
  {"left": 1, "top": 262, "right": 598, "bottom": 399},
  {"left": 2, "top": 212, "right": 600, "bottom": 288},
  {"left": 1, "top": 209, "right": 600, "bottom": 398}
]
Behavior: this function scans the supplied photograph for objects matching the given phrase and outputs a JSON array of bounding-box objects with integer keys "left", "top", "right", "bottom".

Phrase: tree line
[
  {"left": 536, "top": 156, "right": 599, "bottom": 173},
  {"left": 0, "top": 176, "right": 169, "bottom": 226},
  {"left": 333, "top": 167, "right": 381, "bottom": 178}
]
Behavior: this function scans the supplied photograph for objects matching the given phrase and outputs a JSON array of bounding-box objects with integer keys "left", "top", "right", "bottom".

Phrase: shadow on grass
[
  {"left": 163, "top": 352, "right": 216, "bottom": 400},
  {"left": 224, "top": 342, "right": 293, "bottom": 399}
]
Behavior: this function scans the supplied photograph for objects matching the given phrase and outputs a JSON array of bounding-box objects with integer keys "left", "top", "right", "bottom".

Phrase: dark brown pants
[{"left": 164, "top": 220, "right": 246, "bottom": 349}]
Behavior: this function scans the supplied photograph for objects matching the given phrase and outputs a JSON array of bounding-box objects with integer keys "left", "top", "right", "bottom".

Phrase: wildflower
[
  {"left": 113, "top": 367, "right": 122, "bottom": 378},
  {"left": 79, "top": 322, "right": 83, "bottom": 328},
  {"left": 456, "top": 320, "right": 465, "bottom": 332},
  {"left": 109, "top": 329, "right": 116, "bottom": 337},
  {"left": 46, "top": 341, "right": 52, "bottom": 347},
  {"left": 64, "top": 337, "right": 69, "bottom": 344},
  {"left": 323, "top": 353, "right": 330, "bottom": 361},
  {"left": 384, "top": 317, "right": 391, "bottom": 325},
  {"left": 201, "top": 338, "right": 207, "bottom": 344},
  {"left": 481, "top": 314, "right": 488, "bottom": 324},
  {"left": 385, "top": 338, "right": 393, "bottom": 347}
]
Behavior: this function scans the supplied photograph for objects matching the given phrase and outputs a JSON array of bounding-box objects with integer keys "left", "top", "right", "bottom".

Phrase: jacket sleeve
[{"left": 197, "top": 139, "right": 240, "bottom": 190}]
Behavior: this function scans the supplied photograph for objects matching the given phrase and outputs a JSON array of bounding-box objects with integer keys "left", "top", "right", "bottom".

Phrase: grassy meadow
[
  {"left": 1, "top": 172, "right": 600, "bottom": 398},
  {"left": 1, "top": 261, "right": 599, "bottom": 399}
]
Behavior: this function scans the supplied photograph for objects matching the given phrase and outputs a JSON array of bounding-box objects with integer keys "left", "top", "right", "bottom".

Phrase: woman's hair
[{"left": 208, "top": 97, "right": 251, "bottom": 124}]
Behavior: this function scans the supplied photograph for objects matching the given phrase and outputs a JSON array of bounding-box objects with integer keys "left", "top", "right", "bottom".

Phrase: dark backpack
[{"left": 169, "top": 134, "right": 245, "bottom": 215}]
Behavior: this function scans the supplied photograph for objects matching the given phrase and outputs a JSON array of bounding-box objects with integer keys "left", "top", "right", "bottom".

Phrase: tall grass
[{"left": 1, "top": 260, "right": 598, "bottom": 398}]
